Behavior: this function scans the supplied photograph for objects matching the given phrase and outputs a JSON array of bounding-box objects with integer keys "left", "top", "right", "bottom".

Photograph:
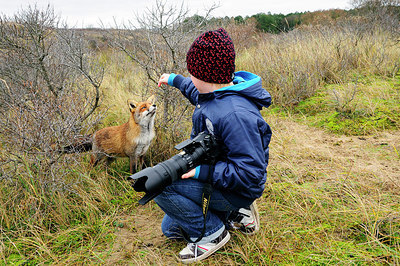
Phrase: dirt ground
[{"left": 270, "top": 118, "right": 400, "bottom": 181}]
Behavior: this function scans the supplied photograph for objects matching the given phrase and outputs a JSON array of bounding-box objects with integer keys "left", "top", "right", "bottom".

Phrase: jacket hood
[{"left": 213, "top": 71, "right": 272, "bottom": 109}]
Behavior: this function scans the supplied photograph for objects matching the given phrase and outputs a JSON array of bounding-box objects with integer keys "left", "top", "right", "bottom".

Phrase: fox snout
[{"left": 147, "top": 104, "right": 157, "bottom": 116}]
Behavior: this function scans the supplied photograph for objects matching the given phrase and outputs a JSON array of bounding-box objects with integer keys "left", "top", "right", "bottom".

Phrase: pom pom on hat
[{"left": 186, "top": 28, "right": 235, "bottom": 84}]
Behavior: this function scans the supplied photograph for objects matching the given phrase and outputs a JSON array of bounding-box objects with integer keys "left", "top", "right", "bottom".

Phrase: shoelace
[{"left": 230, "top": 210, "right": 250, "bottom": 223}]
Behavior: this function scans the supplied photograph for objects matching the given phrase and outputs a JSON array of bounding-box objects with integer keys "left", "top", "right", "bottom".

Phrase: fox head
[{"left": 127, "top": 95, "right": 157, "bottom": 126}]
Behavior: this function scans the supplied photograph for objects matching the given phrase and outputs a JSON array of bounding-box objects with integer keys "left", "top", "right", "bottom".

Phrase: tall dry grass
[
  {"left": 0, "top": 157, "right": 131, "bottom": 263},
  {"left": 1, "top": 12, "right": 400, "bottom": 264},
  {"left": 236, "top": 18, "right": 400, "bottom": 106}
]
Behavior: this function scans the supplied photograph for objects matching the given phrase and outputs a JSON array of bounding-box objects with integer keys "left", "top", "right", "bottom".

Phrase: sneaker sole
[{"left": 181, "top": 231, "right": 231, "bottom": 264}]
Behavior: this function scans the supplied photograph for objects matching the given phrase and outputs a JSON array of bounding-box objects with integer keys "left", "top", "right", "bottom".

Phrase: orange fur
[{"left": 91, "top": 95, "right": 156, "bottom": 173}]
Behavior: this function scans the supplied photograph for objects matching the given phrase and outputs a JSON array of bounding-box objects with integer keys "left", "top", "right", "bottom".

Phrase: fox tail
[{"left": 55, "top": 135, "right": 93, "bottom": 153}]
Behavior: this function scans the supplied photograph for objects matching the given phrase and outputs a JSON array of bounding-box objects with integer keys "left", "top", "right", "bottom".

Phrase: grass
[
  {"left": 1, "top": 24, "right": 400, "bottom": 264},
  {"left": 257, "top": 110, "right": 400, "bottom": 264},
  {"left": 285, "top": 75, "right": 400, "bottom": 135},
  {"left": 236, "top": 26, "right": 400, "bottom": 106},
  {"left": 0, "top": 157, "right": 135, "bottom": 264}
]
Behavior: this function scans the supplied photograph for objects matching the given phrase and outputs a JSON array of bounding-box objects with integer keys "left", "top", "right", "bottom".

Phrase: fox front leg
[
  {"left": 138, "top": 155, "right": 145, "bottom": 170},
  {"left": 129, "top": 156, "right": 136, "bottom": 174},
  {"left": 134, "top": 156, "right": 145, "bottom": 172}
]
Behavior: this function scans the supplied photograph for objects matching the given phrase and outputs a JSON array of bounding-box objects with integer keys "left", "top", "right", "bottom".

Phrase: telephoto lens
[{"left": 128, "top": 132, "right": 219, "bottom": 205}]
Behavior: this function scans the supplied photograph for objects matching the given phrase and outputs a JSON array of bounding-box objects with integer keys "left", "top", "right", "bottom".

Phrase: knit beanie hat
[{"left": 186, "top": 28, "right": 236, "bottom": 84}]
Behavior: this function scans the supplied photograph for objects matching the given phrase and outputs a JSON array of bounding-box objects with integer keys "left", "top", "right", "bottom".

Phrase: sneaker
[
  {"left": 227, "top": 202, "right": 260, "bottom": 235},
  {"left": 179, "top": 229, "right": 230, "bottom": 263}
]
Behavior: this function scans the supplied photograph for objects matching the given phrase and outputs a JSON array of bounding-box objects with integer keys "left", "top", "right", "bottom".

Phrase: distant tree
[
  {"left": 330, "top": 9, "right": 347, "bottom": 20},
  {"left": 234, "top": 15, "right": 244, "bottom": 24},
  {"left": 285, "top": 12, "right": 304, "bottom": 30},
  {"left": 251, "top": 13, "right": 280, "bottom": 33},
  {"left": 184, "top": 14, "right": 207, "bottom": 27},
  {"left": 300, "top": 9, "right": 348, "bottom": 26}
]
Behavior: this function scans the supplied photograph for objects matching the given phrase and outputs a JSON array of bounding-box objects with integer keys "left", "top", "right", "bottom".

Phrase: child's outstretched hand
[{"left": 158, "top": 73, "right": 170, "bottom": 87}]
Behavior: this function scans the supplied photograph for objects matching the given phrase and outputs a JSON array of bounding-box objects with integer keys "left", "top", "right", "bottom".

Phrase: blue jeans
[{"left": 154, "top": 179, "right": 239, "bottom": 244}]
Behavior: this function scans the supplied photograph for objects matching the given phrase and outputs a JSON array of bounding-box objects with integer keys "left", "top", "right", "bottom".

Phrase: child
[{"left": 156, "top": 27, "right": 272, "bottom": 263}]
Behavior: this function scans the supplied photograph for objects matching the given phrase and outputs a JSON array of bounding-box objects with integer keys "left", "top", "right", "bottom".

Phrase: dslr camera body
[{"left": 128, "top": 132, "right": 220, "bottom": 205}]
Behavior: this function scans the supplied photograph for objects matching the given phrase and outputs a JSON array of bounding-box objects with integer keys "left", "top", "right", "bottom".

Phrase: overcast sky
[{"left": 1, "top": 0, "right": 352, "bottom": 28}]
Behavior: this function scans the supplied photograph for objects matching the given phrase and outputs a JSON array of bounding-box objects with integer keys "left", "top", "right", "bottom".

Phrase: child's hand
[
  {"left": 181, "top": 168, "right": 196, "bottom": 179},
  {"left": 158, "top": 73, "right": 170, "bottom": 87}
]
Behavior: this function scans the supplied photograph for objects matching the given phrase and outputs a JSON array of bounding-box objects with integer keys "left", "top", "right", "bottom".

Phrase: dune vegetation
[{"left": 1, "top": 1, "right": 399, "bottom": 264}]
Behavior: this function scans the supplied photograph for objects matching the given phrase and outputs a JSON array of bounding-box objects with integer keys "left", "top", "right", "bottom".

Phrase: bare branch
[{"left": 0, "top": 5, "right": 106, "bottom": 184}]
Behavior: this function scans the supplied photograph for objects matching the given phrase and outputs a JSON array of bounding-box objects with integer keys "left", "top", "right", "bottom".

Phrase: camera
[{"left": 128, "top": 132, "right": 220, "bottom": 205}]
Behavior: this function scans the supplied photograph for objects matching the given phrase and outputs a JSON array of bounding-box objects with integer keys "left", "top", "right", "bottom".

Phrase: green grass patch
[{"left": 289, "top": 75, "right": 400, "bottom": 135}]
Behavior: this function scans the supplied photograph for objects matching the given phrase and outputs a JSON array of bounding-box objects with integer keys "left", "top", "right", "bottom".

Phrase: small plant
[{"left": 329, "top": 80, "right": 359, "bottom": 114}]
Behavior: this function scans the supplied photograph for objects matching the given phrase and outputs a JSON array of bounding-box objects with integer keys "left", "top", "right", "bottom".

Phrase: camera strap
[{"left": 180, "top": 167, "right": 213, "bottom": 243}]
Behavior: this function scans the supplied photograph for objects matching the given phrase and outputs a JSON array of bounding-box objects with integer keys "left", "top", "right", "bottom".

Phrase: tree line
[{"left": 225, "top": 1, "right": 400, "bottom": 34}]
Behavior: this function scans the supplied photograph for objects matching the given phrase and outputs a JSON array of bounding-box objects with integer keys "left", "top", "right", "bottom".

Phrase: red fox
[{"left": 90, "top": 95, "right": 156, "bottom": 173}]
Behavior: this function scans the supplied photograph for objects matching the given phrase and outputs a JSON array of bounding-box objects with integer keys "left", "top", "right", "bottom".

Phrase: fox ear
[
  {"left": 127, "top": 99, "right": 138, "bottom": 112},
  {"left": 147, "top": 95, "right": 156, "bottom": 104}
]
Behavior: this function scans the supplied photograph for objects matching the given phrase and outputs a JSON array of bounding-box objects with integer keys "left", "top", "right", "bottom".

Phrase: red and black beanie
[{"left": 186, "top": 28, "right": 236, "bottom": 84}]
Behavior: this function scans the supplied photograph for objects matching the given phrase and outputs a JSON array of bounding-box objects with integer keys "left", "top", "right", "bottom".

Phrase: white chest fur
[{"left": 134, "top": 117, "right": 155, "bottom": 158}]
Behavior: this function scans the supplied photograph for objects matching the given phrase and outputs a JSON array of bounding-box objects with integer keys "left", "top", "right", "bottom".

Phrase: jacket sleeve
[
  {"left": 196, "top": 111, "right": 267, "bottom": 193},
  {"left": 169, "top": 74, "right": 198, "bottom": 106}
]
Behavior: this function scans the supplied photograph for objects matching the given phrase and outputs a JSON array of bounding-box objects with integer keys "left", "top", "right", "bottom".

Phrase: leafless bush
[
  {"left": 352, "top": 0, "right": 400, "bottom": 38},
  {"left": 0, "top": 5, "right": 105, "bottom": 186},
  {"left": 329, "top": 81, "right": 359, "bottom": 114},
  {"left": 106, "top": 0, "right": 218, "bottom": 151}
]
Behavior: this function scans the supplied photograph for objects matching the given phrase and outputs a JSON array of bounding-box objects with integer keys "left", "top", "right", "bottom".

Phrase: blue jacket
[{"left": 168, "top": 71, "right": 272, "bottom": 208}]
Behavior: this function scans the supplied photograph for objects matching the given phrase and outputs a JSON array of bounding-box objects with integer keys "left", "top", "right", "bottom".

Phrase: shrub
[{"left": 0, "top": 6, "right": 105, "bottom": 186}]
